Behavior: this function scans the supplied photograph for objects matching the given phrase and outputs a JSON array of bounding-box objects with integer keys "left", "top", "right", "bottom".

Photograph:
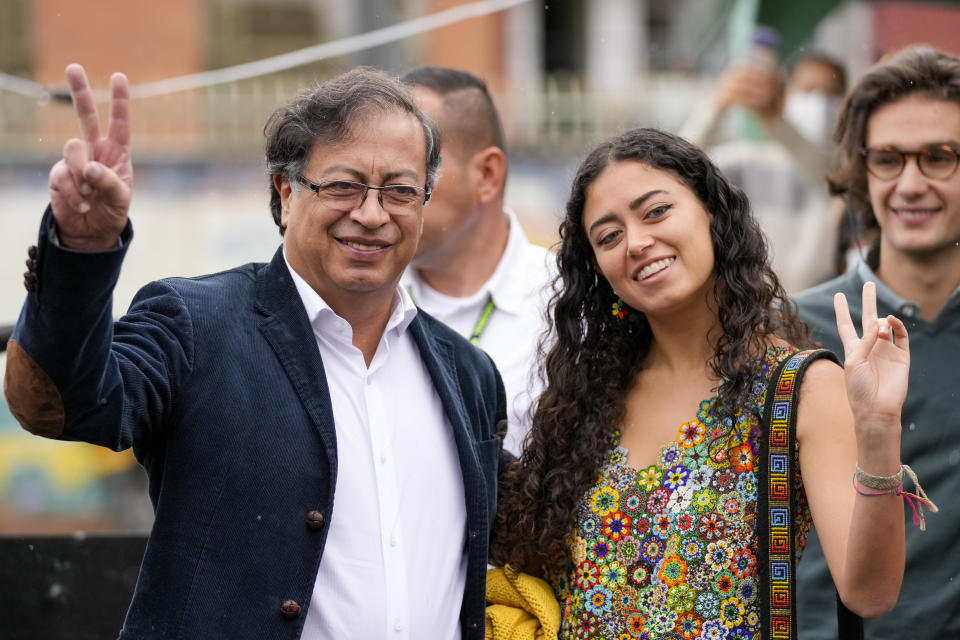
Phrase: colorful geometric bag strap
[{"left": 757, "top": 348, "right": 862, "bottom": 640}]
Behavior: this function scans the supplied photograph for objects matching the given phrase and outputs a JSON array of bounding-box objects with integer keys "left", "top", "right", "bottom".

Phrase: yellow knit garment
[{"left": 485, "top": 565, "right": 560, "bottom": 640}]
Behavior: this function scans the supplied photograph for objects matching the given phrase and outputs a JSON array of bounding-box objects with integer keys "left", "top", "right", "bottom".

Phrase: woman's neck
[{"left": 643, "top": 306, "right": 719, "bottom": 378}]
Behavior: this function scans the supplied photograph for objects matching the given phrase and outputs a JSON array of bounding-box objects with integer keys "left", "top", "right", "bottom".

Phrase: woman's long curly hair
[{"left": 490, "top": 127, "right": 811, "bottom": 578}]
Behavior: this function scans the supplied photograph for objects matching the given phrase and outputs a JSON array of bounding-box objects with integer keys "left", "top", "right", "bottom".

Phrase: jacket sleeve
[{"left": 4, "top": 206, "right": 193, "bottom": 458}]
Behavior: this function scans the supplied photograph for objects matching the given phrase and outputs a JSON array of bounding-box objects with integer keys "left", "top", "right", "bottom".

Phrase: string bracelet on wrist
[{"left": 853, "top": 464, "right": 939, "bottom": 531}]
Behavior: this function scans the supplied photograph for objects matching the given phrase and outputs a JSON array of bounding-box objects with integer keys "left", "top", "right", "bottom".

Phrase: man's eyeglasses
[
  {"left": 296, "top": 175, "right": 430, "bottom": 216},
  {"left": 861, "top": 144, "right": 960, "bottom": 180}
]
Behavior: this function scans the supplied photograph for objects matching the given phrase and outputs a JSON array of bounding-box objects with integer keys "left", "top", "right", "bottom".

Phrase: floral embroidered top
[{"left": 553, "top": 346, "right": 811, "bottom": 640}]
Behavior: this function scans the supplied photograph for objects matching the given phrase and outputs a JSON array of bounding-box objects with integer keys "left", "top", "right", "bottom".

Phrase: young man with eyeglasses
[
  {"left": 399, "top": 67, "right": 556, "bottom": 457},
  {"left": 795, "top": 47, "right": 960, "bottom": 639},
  {"left": 5, "top": 64, "right": 504, "bottom": 639}
]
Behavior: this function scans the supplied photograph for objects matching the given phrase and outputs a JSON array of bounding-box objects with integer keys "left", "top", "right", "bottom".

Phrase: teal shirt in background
[{"left": 794, "top": 262, "right": 960, "bottom": 639}]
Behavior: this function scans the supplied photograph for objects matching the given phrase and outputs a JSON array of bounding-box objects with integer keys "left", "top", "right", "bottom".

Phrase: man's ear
[
  {"left": 470, "top": 146, "right": 507, "bottom": 205},
  {"left": 273, "top": 174, "right": 293, "bottom": 227}
]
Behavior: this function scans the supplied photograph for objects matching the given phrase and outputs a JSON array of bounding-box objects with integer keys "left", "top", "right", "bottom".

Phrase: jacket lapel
[{"left": 254, "top": 247, "right": 338, "bottom": 472}]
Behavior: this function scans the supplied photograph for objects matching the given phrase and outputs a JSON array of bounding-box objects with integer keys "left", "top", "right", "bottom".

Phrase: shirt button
[
  {"left": 335, "top": 320, "right": 346, "bottom": 332},
  {"left": 394, "top": 621, "right": 403, "bottom": 632},
  {"left": 901, "top": 305, "right": 916, "bottom": 318},
  {"left": 366, "top": 377, "right": 373, "bottom": 386},
  {"left": 390, "top": 535, "right": 398, "bottom": 547},
  {"left": 380, "top": 453, "right": 387, "bottom": 465}
]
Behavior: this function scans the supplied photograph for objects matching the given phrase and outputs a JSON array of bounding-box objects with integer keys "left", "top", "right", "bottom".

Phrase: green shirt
[{"left": 793, "top": 263, "right": 960, "bottom": 639}]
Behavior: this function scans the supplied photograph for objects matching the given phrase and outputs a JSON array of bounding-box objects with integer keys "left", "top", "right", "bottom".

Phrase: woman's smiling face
[{"left": 583, "top": 160, "right": 716, "bottom": 319}]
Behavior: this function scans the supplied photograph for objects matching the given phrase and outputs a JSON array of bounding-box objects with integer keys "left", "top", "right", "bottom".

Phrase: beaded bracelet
[
  {"left": 852, "top": 464, "right": 939, "bottom": 531},
  {"left": 854, "top": 464, "right": 903, "bottom": 490}
]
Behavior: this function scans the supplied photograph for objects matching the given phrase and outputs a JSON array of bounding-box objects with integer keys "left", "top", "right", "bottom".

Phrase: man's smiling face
[
  {"left": 867, "top": 94, "right": 960, "bottom": 262},
  {"left": 277, "top": 109, "right": 427, "bottom": 309}
]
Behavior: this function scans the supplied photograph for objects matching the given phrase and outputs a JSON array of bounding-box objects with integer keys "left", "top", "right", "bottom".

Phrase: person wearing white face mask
[
  {"left": 783, "top": 85, "right": 843, "bottom": 147},
  {"left": 679, "top": 45, "right": 849, "bottom": 293}
]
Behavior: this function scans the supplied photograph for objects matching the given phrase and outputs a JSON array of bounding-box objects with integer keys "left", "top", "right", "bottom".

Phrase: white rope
[{"left": 0, "top": 0, "right": 530, "bottom": 103}]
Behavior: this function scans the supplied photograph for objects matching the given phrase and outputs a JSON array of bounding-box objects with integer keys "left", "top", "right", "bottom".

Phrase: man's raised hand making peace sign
[{"left": 49, "top": 64, "right": 132, "bottom": 251}]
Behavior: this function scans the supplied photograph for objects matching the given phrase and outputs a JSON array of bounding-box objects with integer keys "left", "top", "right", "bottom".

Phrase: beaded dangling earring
[{"left": 612, "top": 298, "right": 629, "bottom": 320}]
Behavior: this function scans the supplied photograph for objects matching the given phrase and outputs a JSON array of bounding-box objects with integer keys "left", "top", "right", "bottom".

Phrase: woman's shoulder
[
  {"left": 762, "top": 338, "right": 840, "bottom": 365},
  {"left": 750, "top": 340, "right": 799, "bottom": 377},
  {"left": 761, "top": 339, "right": 844, "bottom": 401},
  {"left": 751, "top": 340, "right": 842, "bottom": 389}
]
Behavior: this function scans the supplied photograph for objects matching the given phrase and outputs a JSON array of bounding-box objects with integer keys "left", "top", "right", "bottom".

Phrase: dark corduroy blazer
[{"left": 10, "top": 208, "right": 505, "bottom": 639}]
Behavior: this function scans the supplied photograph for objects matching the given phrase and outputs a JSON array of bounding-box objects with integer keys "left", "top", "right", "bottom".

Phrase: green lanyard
[
  {"left": 408, "top": 287, "right": 496, "bottom": 346},
  {"left": 468, "top": 297, "right": 496, "bottom": 346}
]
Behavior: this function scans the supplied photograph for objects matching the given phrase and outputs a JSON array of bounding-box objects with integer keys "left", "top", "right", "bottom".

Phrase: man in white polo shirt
[{"left": 401, "top": 66, "right": 556, "bottom": 456}]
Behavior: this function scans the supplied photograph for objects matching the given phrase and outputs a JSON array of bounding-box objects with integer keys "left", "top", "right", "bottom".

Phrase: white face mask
[{"left": 783, "top": 91, "right": 842, "bottom": 146}]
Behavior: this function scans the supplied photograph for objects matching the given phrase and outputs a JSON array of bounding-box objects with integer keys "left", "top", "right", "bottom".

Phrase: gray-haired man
[{"left": 6, "top": 64, "right": 504, "bottom": 639}]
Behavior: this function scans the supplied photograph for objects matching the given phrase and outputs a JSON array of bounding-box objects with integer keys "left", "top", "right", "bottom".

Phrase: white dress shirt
[
  {"left": 403, "top": 209, "right": 556, "bottom": 456},
  {"left": 285, "top": 254, "right": 467, "bottom": 640}
]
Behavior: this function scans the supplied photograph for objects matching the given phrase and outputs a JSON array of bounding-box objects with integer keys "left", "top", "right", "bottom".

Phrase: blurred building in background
[{"left": 1, "top": 0, "right": 959, "bottom": 534}]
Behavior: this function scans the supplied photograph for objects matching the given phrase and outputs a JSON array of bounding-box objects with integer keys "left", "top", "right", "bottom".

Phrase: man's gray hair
[{"left": 264, "top": 67, "right": 442, "bottom": 234}]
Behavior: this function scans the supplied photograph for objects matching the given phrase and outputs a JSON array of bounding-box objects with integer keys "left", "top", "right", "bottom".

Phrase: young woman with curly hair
[{"left": 490, "top": 128, "right": 912, "bottom": 639}]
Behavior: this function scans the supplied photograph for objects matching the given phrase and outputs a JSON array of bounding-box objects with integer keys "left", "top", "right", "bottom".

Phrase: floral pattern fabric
[{"left": 555, "top": 346, "right": 811, "bottom": 640}]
